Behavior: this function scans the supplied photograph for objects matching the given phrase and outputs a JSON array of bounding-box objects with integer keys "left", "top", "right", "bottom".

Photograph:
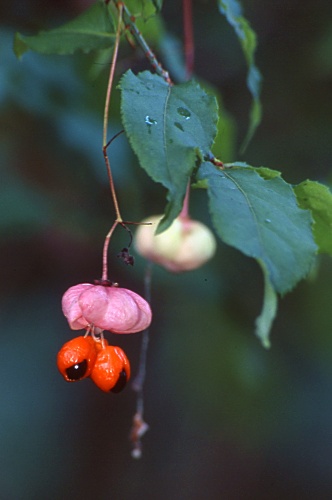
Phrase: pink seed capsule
[
  {"left": 134, "top": 215, "right": 217, "bottom": 272},
  {"left": 62, "top": 283, "right": 152, "bottom": 334}
]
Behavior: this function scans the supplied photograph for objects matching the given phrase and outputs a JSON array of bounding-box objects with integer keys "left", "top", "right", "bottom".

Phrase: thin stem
[
  {"left": 180, "top": 182, "right": 191, "bottom": 219},
  {"left": 102, "top": 2, "right": 123, "bottom": 221},
  {"left": 183, "top": 0, "right": 194, "bottom": 80},
  {"left": 130, "top": 261, "right": 153, "bottom": 458},
  {"left": 210, "top": 156, "right": 224, "bottom": 169},
  {"left": 102, "top": 220, "right": 119, "bottom": 281},
  {"left": 133, "top": 326, "right": 149, "bottom": 414},
  {"left": 103, "top": 3, "right": 123, "bottom": 148},
  {"left": 132, "top": 262, "right": 152, "bottom": 397},
  {"left": 102, "top": 151, "right": 123, "bottom": 221},
  {"left": 179, "top": 0, "right": 195, "bottom": 218},
  {"left": 116, "top": 1, "right": 172, "bottom": 85}
]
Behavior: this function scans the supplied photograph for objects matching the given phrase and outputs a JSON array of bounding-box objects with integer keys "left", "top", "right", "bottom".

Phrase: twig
[
  {"left": 180, "top": 0, "right": 195, "bottom": 217},
  {"left": 101, "top": 220, "right": 119, "bottom": 281},
  {"left": 103, "top": 2, "right": 124, "bottom": 222},
  {"left": 130, "top": 262, "right": 153, "bottom": 458},
  {"left": 183, "top": 0, "right": 194, "bottom": 80},
  {"left": 114, "top": 1, "right": 172, "bottom": 85}
]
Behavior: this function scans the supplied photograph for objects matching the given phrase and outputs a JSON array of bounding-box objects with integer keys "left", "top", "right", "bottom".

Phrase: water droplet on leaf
[
  {"left": 145, "top": 116, "right": 158, "bottom": 134},
  {"left": 145, "top": 115, "right": 157, "bottom": 125},
  {"left": 174, "top": 122, "right": 184, "bottom": 132},
  {"left": 177, "top": 107, "right": 191, "bottom": 120}
]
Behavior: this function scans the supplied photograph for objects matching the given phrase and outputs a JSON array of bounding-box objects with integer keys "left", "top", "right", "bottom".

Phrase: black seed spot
[
  {"left": 111, "top": 369, "right": 127, "bottom": 393},
  {"left": 66, "top": 359, "right": 88, "bottom": 381}
]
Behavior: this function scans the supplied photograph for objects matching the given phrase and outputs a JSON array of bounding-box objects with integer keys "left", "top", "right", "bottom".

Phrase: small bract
[
  {"left": 62, "top": 283, "right": 152, "bottom": 334},
  {"left": 135, "top": 215, "right": 217, "bottom": 272}
]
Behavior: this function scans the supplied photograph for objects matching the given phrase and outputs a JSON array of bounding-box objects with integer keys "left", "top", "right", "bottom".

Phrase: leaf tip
[
  {"left": 262, "top": 337, "right": 271, "bottom": 349},
  {"left": 13, "top": 32, "right": 28, "bottom": 59},
  {"left": 156, "top": 215, "right": 170, "bottom": 234}
]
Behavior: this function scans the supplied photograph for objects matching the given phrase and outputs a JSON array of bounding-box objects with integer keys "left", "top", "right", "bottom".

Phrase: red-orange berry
[
  {"left": 57, "top": 336, "right": 98, "bottom": 382},
  {"left": 90, "top": 345, "right": 131, "bottom": 393}
]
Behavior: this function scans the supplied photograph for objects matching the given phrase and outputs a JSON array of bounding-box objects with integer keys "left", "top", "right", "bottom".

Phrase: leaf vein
[
  {"left": 223, "top": 170, "right": 266, "bottom": 258},
  {"left": 162, "top": 84, "right": 172, "bottom": 186}
]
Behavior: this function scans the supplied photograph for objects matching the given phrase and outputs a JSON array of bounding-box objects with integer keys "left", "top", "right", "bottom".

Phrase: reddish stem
[
  {"left": 180, "top": 0, "right": 195, "bottom": 218},
  {"left": 179, "top": 182, "right": 191, "bottom": 219},
  {"left": 102, "top": 220, "right": 119, "bottom": 281},
  {"left": 102, "top": 148, "right": 122, "bottom": 222},
  {"left": 210, "top": 157, "right": 224, "bottom": 169},
  {"left": 183, "top": 0, "right": 194, "bottom": 80},
  {"left": 118, "top": 1, "right": 172, "bottom": 85},
  {"left": 103, "top": 2, "right": 123, "bottom": 221}
]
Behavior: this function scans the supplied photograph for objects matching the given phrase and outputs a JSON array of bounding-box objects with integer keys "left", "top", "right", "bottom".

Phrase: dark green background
[{"left": 1, "top": 0, "right": 332, "bottom": 498}]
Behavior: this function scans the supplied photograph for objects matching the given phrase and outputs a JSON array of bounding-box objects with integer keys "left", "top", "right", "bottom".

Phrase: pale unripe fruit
[{"left": 134, "top": 215, "right": 217, "bottom": 272}]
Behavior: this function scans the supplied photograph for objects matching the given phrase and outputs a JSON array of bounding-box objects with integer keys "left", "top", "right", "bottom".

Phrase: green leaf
[
  {"left": 198, "top": 162, "right": 317, "bottom": 294},
  {"left": 241, "top": 97, "right": 262, "bottom": 153},
  {"left": 120, "top": 70, "right": 218, "bottom": 231},
  {"left": 255, "top": 262, "right": 278, "bottom": 349},
  {"left": 200, "top": 83, "right": 236, "bottom": 163},
  {"left": 217, "top": 0, "right": 262, "bottom": 149},
  {"left": 294, "top": 180, "right": 332, "bottom": 256},
  {"left": 14, "top": 0, "right": 115, "bottom": 58},
  {"left": 125, "top": 0, "right": 162, "bottom": 15},
  {"left": 152, "top": 0, "right": 163, "bottom": 12},
  {"left": 253, "top": 166, "right": 282, "bottom": 180}
]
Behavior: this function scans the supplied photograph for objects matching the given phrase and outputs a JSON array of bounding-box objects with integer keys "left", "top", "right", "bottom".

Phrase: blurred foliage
[
  {"left": 1, "top": 0, "right": 332, "bottom": 498},
  {"left": 14, "top": 1, "right": 116, "bottom": 58}
]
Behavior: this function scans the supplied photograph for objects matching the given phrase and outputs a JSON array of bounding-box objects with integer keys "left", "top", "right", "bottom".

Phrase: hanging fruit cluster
[
  {"left": 57, "top": 280, "right": 152, "bottom": 393},
  {"left": 57, "top": 335, "right": 131, "bottom": 393}
]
